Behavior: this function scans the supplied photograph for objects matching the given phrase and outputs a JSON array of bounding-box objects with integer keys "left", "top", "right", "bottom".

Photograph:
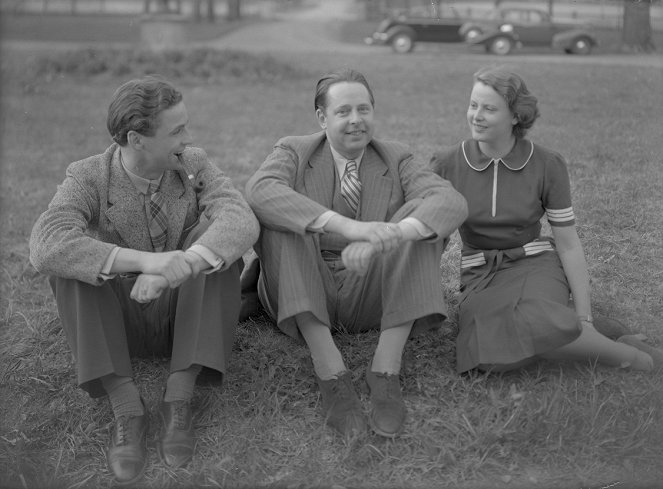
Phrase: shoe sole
[
  {"left": 156, "top": 437, "right": 193, "bottom": 469},
  {"left": 106, "top": 454, "right": 146, "bottom": 486},
  {"left": 112, "top": 469, "right": 146, "bottom": 487},
  {"left": 368, "top": 418, "right": 402, "bottom": 438}
]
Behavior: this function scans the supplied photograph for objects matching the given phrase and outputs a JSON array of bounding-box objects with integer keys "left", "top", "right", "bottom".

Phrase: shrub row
[{"left": 23, "top": 47, "right": 307, "bottom": 83}]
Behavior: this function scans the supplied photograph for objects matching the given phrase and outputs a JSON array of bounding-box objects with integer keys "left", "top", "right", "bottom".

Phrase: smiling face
[
  {"left": 134, "top": 101, "right": 193, "bottom": 178},
  {"left": 316, "top": 81, "right": 375, "bottom": 160},
  {"left": 467, "top": 81, "right": 517, "bottom": 150}
]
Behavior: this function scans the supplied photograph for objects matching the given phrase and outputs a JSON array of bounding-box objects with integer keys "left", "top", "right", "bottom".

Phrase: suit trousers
[
  {"left": 50, "top": 218, "right": 242, "bottom": 398},
  {"left": 255, "top": 229, "right": 448, "bottom": 342}
]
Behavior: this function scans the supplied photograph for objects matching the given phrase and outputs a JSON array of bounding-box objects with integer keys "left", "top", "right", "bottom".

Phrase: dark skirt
[{"left": 456, "top": 248, "right": 582, "bottom": 373}]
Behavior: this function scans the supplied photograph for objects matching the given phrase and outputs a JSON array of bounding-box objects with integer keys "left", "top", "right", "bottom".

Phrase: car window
[
  {"left": 528, "top": 10, "right": 544, "bottom": 25},
  {"left": 501, "top": 10, "right": 522, "bottom": 23},
  {"left": 398, "top": 3, "right": 461, "bottom": 18}
]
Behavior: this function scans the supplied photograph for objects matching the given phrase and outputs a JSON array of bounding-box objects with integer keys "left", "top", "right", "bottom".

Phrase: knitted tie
[
  {"left": 146, "top": 182, "right": 168, "bottom": 252},
  {"left": 341, "top": 160, "right": 361, "bottom": 215}
]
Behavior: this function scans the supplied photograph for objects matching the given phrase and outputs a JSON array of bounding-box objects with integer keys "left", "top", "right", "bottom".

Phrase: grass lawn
[{"left": 1, "top": 39, "right": 663, "bottom": 489}]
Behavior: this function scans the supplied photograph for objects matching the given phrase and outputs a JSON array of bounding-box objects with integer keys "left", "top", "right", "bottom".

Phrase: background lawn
[{"left": 1, "top": 28, "right": 663, "bottom": 489}]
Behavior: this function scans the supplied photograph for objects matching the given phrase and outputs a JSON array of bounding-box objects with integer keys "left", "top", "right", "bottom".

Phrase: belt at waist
[{"left": 461, "top": 239, "right": 554, "bottom": 269}]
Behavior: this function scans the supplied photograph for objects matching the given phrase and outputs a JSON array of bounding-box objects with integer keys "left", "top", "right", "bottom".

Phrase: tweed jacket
[
  {"left": 245, "top": 131, "right": 467, "bottom": 240},
  {"left": 30, "top": 143, "right": 260, "bottom": 285}
]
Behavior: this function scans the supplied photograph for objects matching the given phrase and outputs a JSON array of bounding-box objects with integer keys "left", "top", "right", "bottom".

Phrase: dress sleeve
[
  {"left": 429, "top": 145, "right": 459, "bottom": 183},
  {"left": 542, "top": 149, "right": 575, "bottom": 227}
]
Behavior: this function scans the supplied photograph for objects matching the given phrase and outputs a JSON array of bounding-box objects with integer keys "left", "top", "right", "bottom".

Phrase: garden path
[{"left": 199, "top": 0, "right": 375, "bottom": 54}]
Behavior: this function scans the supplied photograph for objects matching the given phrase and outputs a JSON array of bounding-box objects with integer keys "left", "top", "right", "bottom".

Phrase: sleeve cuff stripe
[{"left": 546, "top": 207, "right": 575, "bottom": 222}]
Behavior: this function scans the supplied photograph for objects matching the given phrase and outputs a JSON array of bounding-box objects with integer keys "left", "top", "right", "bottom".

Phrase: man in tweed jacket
[
  {"left": 29, "top": 75, "right": 259, "bottom": 484},
  {"left": 245, "top": 69, "right": 467, "bottom": 439}
]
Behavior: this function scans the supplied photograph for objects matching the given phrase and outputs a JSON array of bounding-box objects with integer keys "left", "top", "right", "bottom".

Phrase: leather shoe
[
  {"left": 316, "top": 371, "right": 367, "bottom": 438},
  {"left": 106, "top": 414, "right": 148, "bottom": 485},
  {"left": 365, "top": 364, "right": 406, "bottom": 438},
  {"left": 593, "top": 315, "right": 631, "bottom": 340},
  {"left": 158, "top": 399, "right": 195, "bottom": 468}
]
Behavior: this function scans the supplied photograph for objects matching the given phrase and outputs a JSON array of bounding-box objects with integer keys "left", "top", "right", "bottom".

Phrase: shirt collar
[
  {"left": 462, "top": 139, "right": 534, "bottom": 172},
  {"left": 120, "top": 154, "right": 163, "bottom": 194},
  {"left": 329, "top": 145, "right": 364, "bottom": 178}
]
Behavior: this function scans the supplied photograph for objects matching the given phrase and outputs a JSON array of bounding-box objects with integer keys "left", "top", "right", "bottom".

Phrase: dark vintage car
[
  {"left": 364, "top": 6, "right": 466, "bottom": 53},
  {"left": 459, "top": 7, "right": 598, "bottom": 55}
]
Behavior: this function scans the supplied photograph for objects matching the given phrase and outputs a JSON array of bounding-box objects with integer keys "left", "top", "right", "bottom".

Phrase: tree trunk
[
  {"left": 227, "top": 0, "right": 241, "bottom": 21},
  {"left": 429, "top": 0, "right": 443, "bottom": 17},
  {"left": 193, "top": 0, "right": 202, "bottom": 21},
  {"left": 622, "top": 0, "right": 655, "bottom": 52},
  {"left": 207, "top": 0, "right": 216, "bottom": 21}
]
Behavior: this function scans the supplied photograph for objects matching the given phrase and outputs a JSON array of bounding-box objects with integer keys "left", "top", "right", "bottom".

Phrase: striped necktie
[
  {"left": 341, "top": 160, "right": 361, "bottom": 215},
  {"left": 146, "top": 182, "right": 168, "bottom": 252}
]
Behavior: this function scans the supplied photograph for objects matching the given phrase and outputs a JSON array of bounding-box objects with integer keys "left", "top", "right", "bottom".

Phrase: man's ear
[
  {"left": 126, "top": 131, "right": 143, "bottom": 150},
  {"left": 315, "top": 108, "right": 327, "bottom": 130}
]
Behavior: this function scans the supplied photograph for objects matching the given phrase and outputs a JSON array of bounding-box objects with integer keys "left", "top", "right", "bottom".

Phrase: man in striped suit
[{"left": 245, "top": 69, "right": 467, "bottom": 438}]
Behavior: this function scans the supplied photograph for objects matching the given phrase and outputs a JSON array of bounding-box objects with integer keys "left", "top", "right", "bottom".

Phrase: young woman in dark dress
[{"left": 430, "top": 66, "right": 663, "bottom": 374}]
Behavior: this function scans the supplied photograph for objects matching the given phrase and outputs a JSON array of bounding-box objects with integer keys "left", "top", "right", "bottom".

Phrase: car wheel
[
  {"left": 463, "top": 28, "right": 482, "bottom": 42},
  {"left": 391, "top": 33, "right": 414, "bottom": 54},
  {"left": 569, "top": 36, "right": 592, "bottom": 55},
  {"left": 488, "top": 36, "right": 513, "bottom": 55}
]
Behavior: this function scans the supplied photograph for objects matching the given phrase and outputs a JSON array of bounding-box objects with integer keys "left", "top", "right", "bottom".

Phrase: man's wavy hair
[
  {"left": 107, "top": 75, "right": 183, "bottom": 146},
  {"left": 473, "top": 66, "right": 540, "bottom": 139}
]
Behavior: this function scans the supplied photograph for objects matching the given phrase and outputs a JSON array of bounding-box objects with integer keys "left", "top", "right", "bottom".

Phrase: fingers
[
  {"left": 130, "top": 274, "right": 168, "bottom": 303},
  {"left": 146, "top": 251, "right": 194, "bottom": 288},
  {"left": 163, "top": 256, "right": 193, "bottom": 288},
  {"left": 183, "top": 250, "right": 207, "bottom": 278},
  {"left": 338, "top": 220, "right": 403, "bottom": 253},
  {"left": 341, "top": 241, "right": 378, "bottom": 275},
  {"left": 368, "top": 223, "right": 402, "bottom": 254}
]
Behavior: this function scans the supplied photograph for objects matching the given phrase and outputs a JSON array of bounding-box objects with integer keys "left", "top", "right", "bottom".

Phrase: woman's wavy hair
[
  {"left": 473, "top": 66, "right": 540, "bottom": 139},
  {"left": 107, "top": 75, "right": 183, "bottom": 146}
]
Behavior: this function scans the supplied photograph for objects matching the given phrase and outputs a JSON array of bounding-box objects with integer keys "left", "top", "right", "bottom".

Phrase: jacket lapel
[
  {"left": 300, "top": 137, "right": 393, "bottom": 221},
  {"left": 105, "top": 150, "right": 190, "bottom": 252},
  {"left": 359, "top": 146, "right": 392, "bottom": 221},
  {"left": 303, "top": 140, "right": 335, "bottom": 209},
  {"left": 105, "top": 151, "right": 153, "bottom": 251}
]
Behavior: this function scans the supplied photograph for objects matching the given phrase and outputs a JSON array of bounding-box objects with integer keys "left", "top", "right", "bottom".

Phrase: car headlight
[{"left": 500, "top": 24, "right": 513, "bottom": 32}]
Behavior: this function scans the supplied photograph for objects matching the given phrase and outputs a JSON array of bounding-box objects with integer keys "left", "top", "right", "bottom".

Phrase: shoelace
[
  {"left": 330, "top": 375, "right": 356, "bottom": 402},
  {"left": 171, "top": 402, "right": 189, "bottom": 429},
  {"left": 115, "top": 416, "right": 138, "bottom": 445},
  {"left": 371, "top": 372, "right": 400, "bottom": 400}
]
